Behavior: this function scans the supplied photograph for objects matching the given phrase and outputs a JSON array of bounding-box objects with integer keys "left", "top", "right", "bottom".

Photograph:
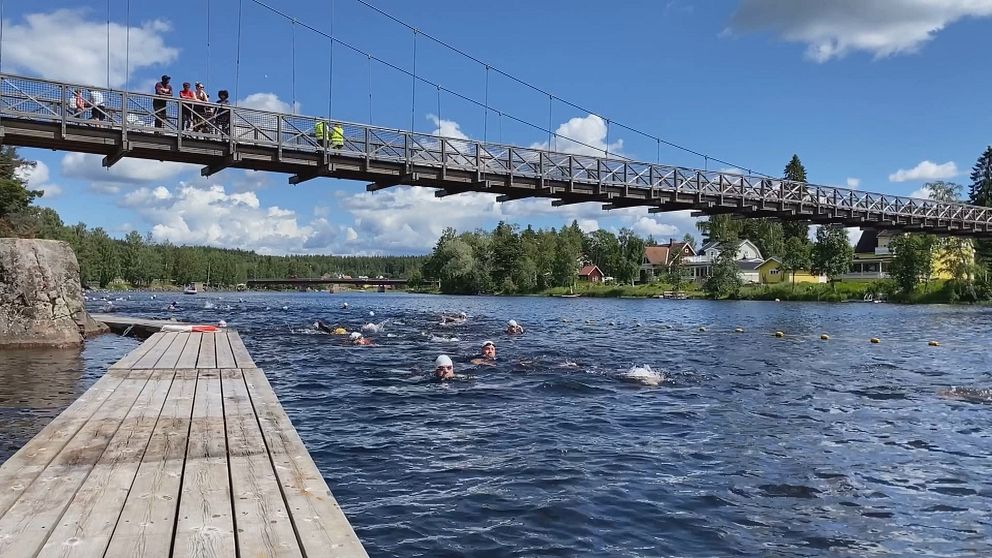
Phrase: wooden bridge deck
[{"left": 0, "top": 330, "right": 368, "bottom": 557}]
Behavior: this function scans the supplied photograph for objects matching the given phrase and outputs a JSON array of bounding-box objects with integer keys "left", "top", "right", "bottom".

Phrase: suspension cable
[
  {"left": 291, "top": 18, "right": 297, "bottom": 113},
  {"left": 235, "top": 0, "right": 244, "bottom": 102},
  {"left": 106, "top": 0, "right": 111, "bottom": 88},
  {"left": 247, "top": 0, "right": 620, "bottom": 159},
  {"left": 327, "top": 0, "right": 334, "bottom": 117},
  {"left": 483, "top": 66, "right": 489, "bottom": 143},
  {"left": 125, "top": 0, "right": 130, "bottom": 90},
  {"left": 367, "top": 54, "right": 373, "bottom": 124},
  {"left": 206, "top": 0, "right": 211, "bottom": 87},
  {"left": 410, "top": 30, "right": 417, "bottom": 131},
  {"left": 347, "top": 0, "right": 771, "bottom": 176}
]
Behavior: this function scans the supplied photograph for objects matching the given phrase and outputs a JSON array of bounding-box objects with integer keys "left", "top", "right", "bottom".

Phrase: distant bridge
[
  {"left": 246, "top": 278, "right": 410, "bottom": 288},
  {"left": 2, "top": 72, "right": 991, "bottom": 237}
]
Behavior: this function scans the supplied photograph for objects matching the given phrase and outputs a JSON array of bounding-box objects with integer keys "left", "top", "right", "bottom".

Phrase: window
[{"left": 770, "top": 269, "right": 781, "bottom": 275}]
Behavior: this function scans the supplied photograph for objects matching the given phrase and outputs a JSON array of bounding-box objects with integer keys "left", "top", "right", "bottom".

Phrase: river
[{"left": 2, "top": 292, "right": 990, "bottom": 557}]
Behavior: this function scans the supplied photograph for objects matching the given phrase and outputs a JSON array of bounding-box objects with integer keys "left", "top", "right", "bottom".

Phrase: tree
[
  {"left": 811, "top": 225, "right": 853, "bottom": 289},
  {"left": 682, "top": 233, "right": 697, "bottom": 251},
  {"left": 665, "top": 251, "right": 690, "bottom": 292},
  {"left": 889, "top": 234, "right": 937, "bottom": 296},
  {"left": 617, "top": 228, "right": 645, "bottom": 285},
  {"left": 780, "top": 236, "right": 812, "bottom": 289},
  {"left": 0, "top": 147, "right": 42, "bottom": 218},
  {"left": 782, "top": 154, "right": 810, "bottom": 241},
  {"left": 924, "top": 180, "right": 962, "bottom": 203},
  {"left": 704, "top": 235, "right": 743, "bottom": 298},
  {"left": 969, "top": 146, "right": 992, "bottom": 269}
]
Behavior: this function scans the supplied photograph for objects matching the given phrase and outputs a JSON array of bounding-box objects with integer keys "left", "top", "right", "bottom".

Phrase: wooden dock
[
  {"left": 0, "top": 330, "right": 368, "bottom": 557},
  {"left": 89, "top": 313, "right": 187, "bottom": 339}
]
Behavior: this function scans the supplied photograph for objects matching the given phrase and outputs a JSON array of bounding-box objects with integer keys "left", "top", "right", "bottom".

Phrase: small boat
[
  {"left": 183, "top": 284, "right": 198, "bottom": 295},
  {"left": 559, "top": 293, "right": 581, "bottom": 298}
]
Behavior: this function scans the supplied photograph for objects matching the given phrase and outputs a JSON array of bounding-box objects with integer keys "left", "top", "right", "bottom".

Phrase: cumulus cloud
[
  {"left": 1, "top": 9, "right": 178, "bottom": 87},
  {"left": 427, "top": 114, "right": 469, "bottom": 140},
  {"left": 628, "top": 216, "right": 680, "bottom": 238},
  {"left": 576, "top": 219, "right": 600, "bottom": 233},
  {"left": 61, "top": 153, "right": 194, "bottom": 194},
  {"left": 15, "top": 160, "right": 63, "bottom": 198},
  {"left": 728, "top": 0, "right": 992, "bottom": 62},
  {"left": 239, "top": 93, "right": 300, "bottom": 114},
  {"left": 846, "top": 177, "right": 861, "bottom": 188},
  {"left": 531, "top": 114, "right": 623, "bottom": 157},
  {"left": 118, "top": 182, "right": 348, "bottom": 254},
  {"left": 888, "top": 160, "right": 958, "bottom": 182}
]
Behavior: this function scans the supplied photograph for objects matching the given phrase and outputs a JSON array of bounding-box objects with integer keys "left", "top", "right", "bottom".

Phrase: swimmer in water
[
  {"left": 434, "top": 354, "right": 455, "bottom": 380},
  {"left": 939, "top": 386, "right": 992, "bottom": 404},
  {"left": 168, "top": 301, "right": 178, "bottom": 311},
  {"left": 313, "top": 320, "right": 333, "bottom": 334},
  {"left": 349, "top": 331, "right": 373, "bottom": 346},
  {"left": 470, "top": 340, "right": 497, "bottom": 366},
  {"left": 440, "top": 311, "right": 468, "bottom": 326},
  {"left": 505, "top": 319, "right": 524, "bottom": 335}
]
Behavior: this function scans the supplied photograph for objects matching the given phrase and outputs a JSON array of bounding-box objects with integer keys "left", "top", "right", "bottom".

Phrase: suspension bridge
[{"left": 1, "top": 71, "right": 991, "bottom": 237}]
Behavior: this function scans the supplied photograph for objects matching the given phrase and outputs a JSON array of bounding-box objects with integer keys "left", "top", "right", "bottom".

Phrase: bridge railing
[{"left": 2, "top": 72, "right": 990, "bottom": 228}]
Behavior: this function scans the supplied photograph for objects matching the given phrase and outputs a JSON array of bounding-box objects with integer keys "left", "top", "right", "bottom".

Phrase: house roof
[
  {"left": 700, "top": 240, "right": 720, "bottom": 252},
  {"left": 757, "top": 257, "right": 782, "bottom": 270},
  {"left": 854, "top": 228, "right": 878, "bottom": 254},
  {"left": 736, "top": 260, "right": 764, "bottom": 271},
  {"left": 643, "top": 246, "right": 670, "bottom": 265},
  {"left": 578, "top": 264, "right": 601, "bottom": 276}
]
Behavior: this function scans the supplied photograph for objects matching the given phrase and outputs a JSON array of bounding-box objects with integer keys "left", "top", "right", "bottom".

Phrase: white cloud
[
  {"left": 239, "top": 93, "right": 300, "bottom": 114},
  {"left": 15, "top": 160, "right": 63, "bottom": 199},
  {"left": 119, "top": 183, "right": 347, "bottom": 254},
  {"left": 846, "top": 177, "right": 861, "bottom": 188},
  {"left": 729, "top": 0, "right": 992, "bottom": 62},
  {"left": 576, "top": 219, "right": 600, "bottom": 233},
  {"left": 2, "top": 9, "right": 178, "bottom": 87},
  {"left": 629, "top": 216, "right": 679, "bottom": 238},
  {"left": 61, "top": 153, "right": 193, "bottom": 193},
  {"left": 531, "top": 114, "right": 623, "bottom": 157},
  {"left": 427, "top": 114, "right": 469, "bottom": 140},
  {"left": 888, "top": 160, "right": 958, "bottom": 182},
  {"left": 908, "top": 187, "right": 931, "bottom": 199}
]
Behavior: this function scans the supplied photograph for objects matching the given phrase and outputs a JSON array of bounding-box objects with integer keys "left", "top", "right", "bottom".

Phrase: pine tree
[
  {"left": 968, "top": 146, "right": 992, "bottom": 269},
  {"left": 782, "top": 154, "right": 810, "bottom": 241}
]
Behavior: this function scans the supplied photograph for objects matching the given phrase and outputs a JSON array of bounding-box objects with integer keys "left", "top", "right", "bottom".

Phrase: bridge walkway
[{"left": 0, "top": 330, "right": 368, "bottom": 557}]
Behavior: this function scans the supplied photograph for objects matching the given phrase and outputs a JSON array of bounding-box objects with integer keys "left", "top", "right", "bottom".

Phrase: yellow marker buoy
[
  {"left": 928, "top": 340, "right": 940, "bottom": 347},
  {"left": 820, "top": 334, "right": 830, "bottom": 340},
  {"left": 735, "top": 327, "right": 744, "bottom": 333},
  {"left": 774, "top": 331, "right": 785, "bottom": 338},
  {"left": 870, "top": 337, "right": 880, "bottom": 344}
]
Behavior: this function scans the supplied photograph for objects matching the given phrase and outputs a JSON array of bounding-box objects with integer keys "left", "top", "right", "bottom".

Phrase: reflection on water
[
  {"left": 2, "top": 292, "right": 992, "bottom": 556},
  {"left": 0, "top": 334, "right": 137, "bottom": 461}
]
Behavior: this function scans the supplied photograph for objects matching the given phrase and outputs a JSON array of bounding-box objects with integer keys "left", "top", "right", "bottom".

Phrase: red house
[{"left": 578, "top": 264, "right": 604, "bottom": 283}]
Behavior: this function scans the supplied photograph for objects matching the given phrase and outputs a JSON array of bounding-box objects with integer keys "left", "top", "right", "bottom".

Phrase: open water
[{"left": 2, "top": 292, "right": 991, "bottom": 557}]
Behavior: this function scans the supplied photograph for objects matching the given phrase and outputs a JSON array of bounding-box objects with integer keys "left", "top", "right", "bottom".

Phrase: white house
[{"left": 684, "top": 239, "right": 764, "bottom": 283}]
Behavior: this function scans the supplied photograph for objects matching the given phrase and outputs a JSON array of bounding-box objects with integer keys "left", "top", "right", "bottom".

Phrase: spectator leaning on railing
[
  {"left": 153, "top": 75, "right": 172, "bottom": 129},
  {"left": 88, "top": 88, "right": 105, "bottom": 121}
]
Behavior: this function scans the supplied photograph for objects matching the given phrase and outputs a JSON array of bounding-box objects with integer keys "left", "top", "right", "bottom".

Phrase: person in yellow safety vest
[{"left": 330, "top": 122, "right": 344, "bottom": 149}]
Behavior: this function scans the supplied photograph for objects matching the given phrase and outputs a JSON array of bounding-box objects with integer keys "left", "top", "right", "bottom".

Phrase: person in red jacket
[{"left": 178, "top": 82, "right": 195, "bottom": 130}]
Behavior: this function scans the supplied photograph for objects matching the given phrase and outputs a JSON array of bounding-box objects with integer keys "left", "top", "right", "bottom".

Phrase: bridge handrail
[{"left": 1, "top": 72, "right": 989, "bottom": 227}]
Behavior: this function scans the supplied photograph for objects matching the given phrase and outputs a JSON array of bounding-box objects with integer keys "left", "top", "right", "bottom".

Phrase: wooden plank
[
  {"left": 0, "top": 370, "right": 128, "bottom": 517},
  {"left": 221, "top": 369, "right": 302, "bottom": 557},
  {"left": 228, "top": 331, "right": 256, "bottom": 368},
  {"left": 175, "top": 332, "right": 202, "bottom": 369},
  {"left": 154, "top": 333, "right": 190, "bottom": 369},
  {"left": 37, "top": 369, "right": 177, "bottom": 557},
  {"left": 214, "top": 333, "right": 237, "bottom": 369},
  {"left": 172, "top": 369, "right": 236, "bottom": 558},
  {"left": 242, "top": 367, "right": 369, "bottom": 557},
  {"left": 0, "top": 371, "right": 152, "bottom": 558},
  {"left": 104, "top": 369, "right": 198, "bottom": 558},
  {"left": 110, "top": 333, "right": 167, "bottom": 369},
  {"left": 133, "top": 332, "right": 179, "bottom": 369},
  {"left": 196, "top": 333, "right": 217, "bottom": 369}
]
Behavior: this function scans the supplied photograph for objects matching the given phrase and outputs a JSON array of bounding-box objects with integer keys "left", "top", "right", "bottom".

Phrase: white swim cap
[
  {"left": 218, "top": 320, "right": 227, "bottom": 328},
  {"left": 459, "top": 312, "right": 468, "bottom": 318},
  {"left": 349, "top": 331, "right": 362, "bottom": 340},
  {"left": 482, "top": 340, "right": 495, "bottom": 348},
  {"left": 343, "top": 302, "right": 349, "bottom": 307},
  {"left": 369, "top": 311, "right": 375, "bottom": 317},
  {"left": 435, "top": 355, "right": 453, "bottom": 367},
  {"left": 507, "top": 320, "right": 518, "bottom": 327}
]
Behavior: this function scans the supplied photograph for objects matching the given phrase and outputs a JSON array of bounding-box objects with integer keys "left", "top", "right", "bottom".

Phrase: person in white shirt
[{"left": 88, "top": 89, "right": 105, "bottom": 121}]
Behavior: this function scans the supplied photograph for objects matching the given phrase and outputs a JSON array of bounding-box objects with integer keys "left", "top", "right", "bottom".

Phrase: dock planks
[{"left": 0, "top": 331, "right": 368, "bottom": 558}]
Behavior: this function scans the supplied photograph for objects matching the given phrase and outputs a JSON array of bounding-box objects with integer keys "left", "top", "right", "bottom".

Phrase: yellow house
[
  {"left": 757, "top": 258, "right": 827, "bottom": 284},
  {"left": 843, "top": 229, "right": 975, "bottom": 281}
]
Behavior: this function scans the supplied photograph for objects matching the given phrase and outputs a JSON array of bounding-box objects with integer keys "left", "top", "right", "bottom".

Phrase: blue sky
[{"left": 6, "top": 0, "right": 992, "bottom": 254}]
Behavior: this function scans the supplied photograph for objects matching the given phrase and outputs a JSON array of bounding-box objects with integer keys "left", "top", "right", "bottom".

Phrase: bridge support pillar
[
  {"left": 201, "top": 152, "right": 242, "bottom": 177},
  {"left": 102, "top": 141, "right": 130, "bottom": 168}
]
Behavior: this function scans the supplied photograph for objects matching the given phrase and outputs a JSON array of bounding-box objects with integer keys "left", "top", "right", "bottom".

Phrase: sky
[{"left": 6, "top": 0, "right": 992, "bottom": 255}]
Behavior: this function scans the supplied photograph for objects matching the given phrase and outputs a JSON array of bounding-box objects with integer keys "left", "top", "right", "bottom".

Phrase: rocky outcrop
[{"left": 0, "top": 238, "right": 108, "bottom": 349}]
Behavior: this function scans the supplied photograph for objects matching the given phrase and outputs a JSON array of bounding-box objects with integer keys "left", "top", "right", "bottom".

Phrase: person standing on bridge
[
  {"left": 179, "top": 82, "right": 195, "bottom": 130},
  {"left": 193, "top": 82, "right": 211, "bottom": 132},
  {"left": 88, "top": 88, "right": 106, "bottom": 121},
  {"left": 153, "top": 75, "right": 172, "bottom": 129},
  {"left": 215, "top": 90, "right": 231, "bottom": 135},
  {"left": 331, "top": 122, "right": 344, "bottom": 149}
]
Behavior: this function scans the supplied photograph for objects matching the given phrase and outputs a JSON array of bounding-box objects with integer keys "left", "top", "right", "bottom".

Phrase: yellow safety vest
[
  {"left": 314, "top": 121, "right": 327, "bottom": 139},
  {"left": 331, "top": 125, "right": 344, "bottom": 146}
]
